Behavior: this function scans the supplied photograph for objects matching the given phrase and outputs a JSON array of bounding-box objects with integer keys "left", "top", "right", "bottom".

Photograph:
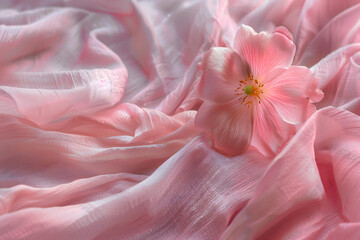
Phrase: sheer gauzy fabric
[{"left": 0, "top": 1, "right": 360, "bottom": 240}]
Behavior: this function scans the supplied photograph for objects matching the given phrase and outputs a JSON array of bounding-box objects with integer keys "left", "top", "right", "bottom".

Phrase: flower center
[
  {"left": 244, "top": 85, "right": 254, "bottom": 95},
  {"left": 234, "top": 74, "right": 264, "bottom": 107}
]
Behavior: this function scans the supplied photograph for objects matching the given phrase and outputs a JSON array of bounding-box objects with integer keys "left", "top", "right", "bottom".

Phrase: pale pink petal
[
  {"left": 198, "top": 47, "right": 249, "bottom": 103},
  {"left": 195, "top": 101, "right": 253, "bottom": 156},
  {"left": 251, "top": 99, "right": 296, "bottom": 155},
  {"left": 233, "top": 25, "right": 295, "bottom": 79},
  {"left": 264, "top": 66, "right": 323, "bottom": 124},
  {"left": 267, "top": 94, "right": 316, "bottom": 125},
  {"left": 265, "top": 66, "right": 323, "bottom": 102}
]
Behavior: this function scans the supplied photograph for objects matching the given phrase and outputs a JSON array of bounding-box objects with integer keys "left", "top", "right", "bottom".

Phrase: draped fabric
[{"left": 0, "top": 1, "right": 359, "bottom": 239}]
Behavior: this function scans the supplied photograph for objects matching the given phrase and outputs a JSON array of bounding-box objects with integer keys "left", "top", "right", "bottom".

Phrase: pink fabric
[{"left": 0, "top": 1, "right": 359, "bottom": 239}]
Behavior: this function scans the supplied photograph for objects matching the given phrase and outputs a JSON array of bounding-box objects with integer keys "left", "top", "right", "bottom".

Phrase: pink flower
[{"left": 195, "top": 25, "right": 323, "bottom": 156}]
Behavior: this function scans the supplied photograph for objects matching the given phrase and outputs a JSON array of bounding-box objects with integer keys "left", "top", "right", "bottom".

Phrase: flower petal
[
  {"left": 263, "top": 66, "right": 323, "bottom": 124},
  {"left": 267, "top": 94, "right": 316, "bottom": 125},
  {"left": 264, "top": 66, "right": 323, "bottom": 103},
  {"left": 233, "top": 25, "right": 296, "bottom": 79},
  {"left": 195, "top": 101, "right": 253, "bottom": 156},
  {"left": 251, "top": 99, "right": 296, "bottom": 155},
  {"left": 198, "top": 47, "right": 250, "bottom": 103}
]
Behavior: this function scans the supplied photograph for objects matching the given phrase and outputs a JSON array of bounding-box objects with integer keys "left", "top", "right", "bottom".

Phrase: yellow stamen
[{"left": 234, "top": 74, "right": 264, "bottom": 106}]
